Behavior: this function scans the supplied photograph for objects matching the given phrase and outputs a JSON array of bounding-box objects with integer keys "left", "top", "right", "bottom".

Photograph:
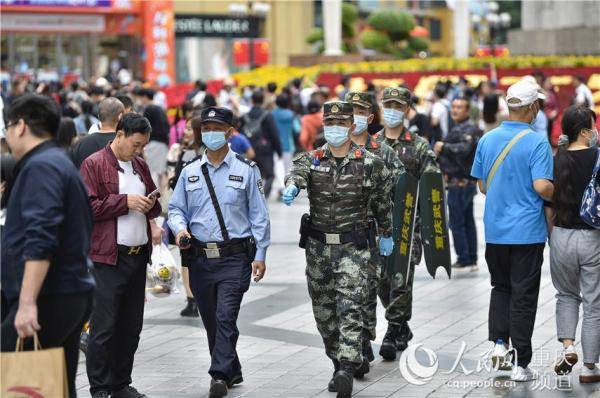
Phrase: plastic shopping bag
[{"left": 146, "top": 243, "right": 182, "bottom": 298}]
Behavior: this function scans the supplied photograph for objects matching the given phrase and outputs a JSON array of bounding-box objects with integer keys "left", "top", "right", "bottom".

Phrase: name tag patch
[
  {"left": 188, "top": 176, "right": 199, "bottom": 183},
  {"left": 310, "top": 165, "right": 331, "bottom": 173},
  {"left": 257, "top": 179, "right": 264, "bottom": 193},
  {"left": 229, "top": 175, "right": 244, "bottom": 182}
]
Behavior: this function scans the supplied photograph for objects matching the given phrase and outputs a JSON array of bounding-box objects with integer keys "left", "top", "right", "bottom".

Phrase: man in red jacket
[{"left": 80, "top": 113, "right": 161, "bottom": 398}]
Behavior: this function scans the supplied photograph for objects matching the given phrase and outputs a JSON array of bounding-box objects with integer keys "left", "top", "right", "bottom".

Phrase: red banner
[{"left": 142, "top": 0, "right": 175, "bottom": 86}]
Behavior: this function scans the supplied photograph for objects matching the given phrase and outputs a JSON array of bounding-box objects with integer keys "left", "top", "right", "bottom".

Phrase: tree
[
  {"left": 361, "top": 10, "right": 428, "bottom": 59},
  {"left": 305, "top": 2, "right": 359, "bottom": 54}
]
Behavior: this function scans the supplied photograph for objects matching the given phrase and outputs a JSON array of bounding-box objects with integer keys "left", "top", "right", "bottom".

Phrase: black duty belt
[
  {"left": 191, "top": 237, "right": 254, "bottom": 259},
  {"left": 118, "top": 244, "right": 147, "bottom": 256},
  {"left": 308, "top": 228, "right": 366, "bottom": 245}
]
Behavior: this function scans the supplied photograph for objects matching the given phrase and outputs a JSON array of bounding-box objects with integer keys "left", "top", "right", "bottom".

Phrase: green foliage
[
  {"left": 342, "top": 2, "right": 359, "bottom": 24},
  {"left": 361, "top": 30, "right": 392, "bottom": 52},
  {"left": 364, "top": 9, "right": 426, "bottom": 59},
  {"left": 409, "top": 37, "right": 429, "bottom": 52},
  {"left": 306, "top": 28, "right": 324, "bottom": 45},
  {"left": 305, "top": 3, "right": 359, "bottom": 54}
]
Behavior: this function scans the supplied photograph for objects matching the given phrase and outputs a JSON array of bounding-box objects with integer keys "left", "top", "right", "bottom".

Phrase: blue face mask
[
  {"left": 352, "top": 115, "right": 369, "bottom": 135},
  {"left": 324, "top": 125, "right": 350, "bottom": 147},
  {"left": 202, "top": 131, "right": 227, "bottom": 151},
  {"left": 383, "top": 107, "right": 405, "bottom": 128}
]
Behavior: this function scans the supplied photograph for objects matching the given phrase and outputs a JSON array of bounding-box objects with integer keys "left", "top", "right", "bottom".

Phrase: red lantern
[{"left": 410, "top": 26, "right": 429, "bottom": 38}]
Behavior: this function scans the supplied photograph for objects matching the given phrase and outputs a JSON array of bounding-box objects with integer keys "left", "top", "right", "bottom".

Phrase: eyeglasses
[{"left": 5, "top": 121, "right": 18, "bottom": 130}]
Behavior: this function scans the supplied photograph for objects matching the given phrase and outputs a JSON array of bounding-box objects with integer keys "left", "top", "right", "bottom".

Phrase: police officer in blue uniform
[{"left": 168, "top": 106, "right": 270, "bottom": 398}]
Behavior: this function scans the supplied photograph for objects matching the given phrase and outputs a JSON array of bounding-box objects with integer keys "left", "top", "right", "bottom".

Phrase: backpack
[
  {"left": 242, "top": 110, "right": 271, "bottom": 154},
  {"left": 580, "top": 148, "right": 600, "bottom": 229}
]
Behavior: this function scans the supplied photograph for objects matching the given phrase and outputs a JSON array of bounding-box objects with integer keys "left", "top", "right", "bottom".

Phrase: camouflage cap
[
  {"left": 344, "top": 91, "right": 373, "bottom": 109},
  {"left": 382, "top": 87, "right": 411, "bottom": 104},
  {"left": 323, "top": 101, "right": 354, "bottom": 120}
]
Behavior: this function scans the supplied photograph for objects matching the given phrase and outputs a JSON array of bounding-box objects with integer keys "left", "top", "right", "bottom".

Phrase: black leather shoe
[
  {"left": 91, "top": 392, "right": 110, "bottom": 398},
  {"left": 180, "top": 297, "right": 200, "bottom": 317},
  {"left": 227, "top": 374, "right": 243, "bottom": 388},
  {"left": 209, "top": 379, "right": 228, "bottom": 398},
  {"left": 112, "top": 386, "right": 146, "bottom": 398},
  {"left": 333, "top": 364, "right": 354, "bottom": 398},
  {"left": 396, "top": 322, "right": 413, "bottom": 351},
  {"left": 328, "top": 359, "right": 340, "bottom": 392},
  {"left": 379, "top": 324, "right": 399, "bottom": 360},
  {"left": 363, "top": 339, "right": 375, "bottom": 362},
  {"left": 354, "top": 357, "right": 370, "bottom": 378}
]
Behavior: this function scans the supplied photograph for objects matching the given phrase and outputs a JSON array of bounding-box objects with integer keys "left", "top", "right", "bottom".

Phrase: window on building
[{"left": 429, "top": 18, "right": 441, "bottom": 40}]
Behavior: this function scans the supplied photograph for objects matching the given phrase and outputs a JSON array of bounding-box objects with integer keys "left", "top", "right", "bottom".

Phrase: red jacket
[{"left": 80, "top": 144, "right": 161, "bottom": 265}]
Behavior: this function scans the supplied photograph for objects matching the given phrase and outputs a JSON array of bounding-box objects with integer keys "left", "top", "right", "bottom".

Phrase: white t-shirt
[
  {"left": 431, "top": 100, "right": 449, "bottom": 138},
  {"left": 576, "top": 84, "right": 595, "bottom": 109},
  {"left": 117, "top": 160, "right": 148, "bottom": 246}
]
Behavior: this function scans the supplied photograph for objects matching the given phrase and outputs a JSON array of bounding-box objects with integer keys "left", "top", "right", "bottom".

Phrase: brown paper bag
[{"left": 1, "top": 333, "right": 68, "bottom": 398}]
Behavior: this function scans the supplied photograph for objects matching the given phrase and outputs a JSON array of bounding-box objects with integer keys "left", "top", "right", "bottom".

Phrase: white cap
[{"left": 506, "top": 79, "right": 546, "bottom": 108}]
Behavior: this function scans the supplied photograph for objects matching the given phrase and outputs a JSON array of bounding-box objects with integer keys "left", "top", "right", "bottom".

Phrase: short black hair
[
  {"left": 252, "top": 91, "right": 264, "bottom": 105},
  {"left": 195, "top": 80, "right": 207, "bottom": 91},
  {"left": 140, "top": 88, "right": 155, "bottom": 100},
  {"left": 116, "top": 112, "right": 152, "bottom": 137},
  {"left": 6, "top": 93, "right": 61, "bottom": 138},
  {"left": 275, "top": 94, "right": 289, "bottom": 109},
  {"left": 56, "top": 117, "right": 77, "bottom": 148},
  {"left": 452, "top": 96, "right": 470, "bottom": 109},
  {"left": 90, "top": 85, "right": 105, "bottom": 96},
  {"left": 267, "top": 82, "right": 277, "bottom": 93},
  {"left": 434, "top": 84, "right": 447, "bottom": 99},
  {"left": 574, "top": 75, "right": 585, "bottom": 83},
  {"left": 561, "top": 105, "right": 596, "bottom": 140},
  {"left": 115, "top": 94, "right": 134, "bottom": 110}
]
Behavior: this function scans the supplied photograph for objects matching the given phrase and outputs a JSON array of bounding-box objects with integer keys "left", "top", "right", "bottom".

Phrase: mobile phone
[{"left": 147, "top": 188, "right": 160, "bottom": 198}]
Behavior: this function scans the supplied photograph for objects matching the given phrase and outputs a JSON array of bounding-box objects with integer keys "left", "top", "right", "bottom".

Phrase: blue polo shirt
[{"left": 471, "top": 121, "right": 553, "bottom": 244}]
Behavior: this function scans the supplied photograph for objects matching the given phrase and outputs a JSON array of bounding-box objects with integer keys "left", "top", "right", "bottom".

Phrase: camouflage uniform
[
  {"left": 285, "top": 101, "right": 393, "bottom": 367},
  {"left": 345, "top": 91, "right": 405, "bottom": 343},
  {"left": 374, "top": 88, "right": 440, "bottom": 328}
]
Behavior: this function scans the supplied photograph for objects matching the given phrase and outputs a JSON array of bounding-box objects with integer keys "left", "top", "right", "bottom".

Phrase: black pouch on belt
[
  {"left": 299, "top": 213, "right": 311, "bottom": 249},
  {"left": 353, "top": 226, "right": 369, "bottom": 250},
  {"left": 366, "top": 217, "right": 377, "bottom": 249},
  {"left": 247, "top": 237, "right": 257, "bottom": 260}
]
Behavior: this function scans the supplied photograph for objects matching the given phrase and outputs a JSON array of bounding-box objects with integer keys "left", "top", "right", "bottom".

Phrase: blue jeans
[{"left": 447, "top": 184, "right": 478, "bottom": 265}]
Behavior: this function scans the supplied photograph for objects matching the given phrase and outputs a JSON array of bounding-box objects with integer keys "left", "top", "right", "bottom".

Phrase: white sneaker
[
  {"left": 511, "top": 366, "right": 538, "bottom": 382},
  {"left": 579, "top": 365, "right": 600, "bottom": 383},
  {"left": 491, "top": 340, "right": 513, "bottom": 371}
]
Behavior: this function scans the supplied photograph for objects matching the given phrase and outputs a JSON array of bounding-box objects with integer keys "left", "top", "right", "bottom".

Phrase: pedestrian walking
[
  {"left": 434, "top": 97, "right": 480, "bottom": 270},
  {"left": 471, "top": 78, "right": 554, "bottom": 382},
  {"left": 345, "top": 91, "right": 405, "bottom": 371},
  {"left": 299, "top": 100, "right": 324, "bottom": 151},
  {"left": 241, "top": 91, "right": 282, "bottom": 199},
  {"left": 1, "top": 94, "right": 94, "bottom": 397},
  {"left": 283, "top": 101, "right": 394, "bottom": 398},
  {"left": 573, "top": 75, "right": 595, "bottom": 109},
  {"left": 74, "top": 100, "right": 99, "bottom": 135},
  {"left": 168, "top": 106, "right": 270, "bottom": 398},
  {"left": 373, "top": 87, "right": 440, "bottom": 361},
  {"left": 548, "top": 105, "right": 600, "bottom": 383},
  {"left": 142, "top": 90, "right": 170, "bottom": 188},
  {"left": 70, "top": 97, "right": 125, "bottom": 168},
  {"left": 80, "top": 113, "right": 162, "bottom": 398}
]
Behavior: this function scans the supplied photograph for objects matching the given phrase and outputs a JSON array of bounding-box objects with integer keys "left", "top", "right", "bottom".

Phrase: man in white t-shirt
[
  {"left": 80, "top": 113, "right": 162, "bottom": 398},
  {"left": 574, "top": 75, "right": 595, "bottom": 109},
  {"left": 431, "top": 84, "right": 450, "bottom": 141}
]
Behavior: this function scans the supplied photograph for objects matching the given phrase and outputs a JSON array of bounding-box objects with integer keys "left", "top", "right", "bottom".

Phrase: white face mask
[
  {"left": 352, "top": 115, "right": 368, "bottom": 135},
  {"left": 383, "top": 108, "right": 405, "bottom": 128},
  {"left": 324, "top": 125, "right": 350, "bottom": 147}
]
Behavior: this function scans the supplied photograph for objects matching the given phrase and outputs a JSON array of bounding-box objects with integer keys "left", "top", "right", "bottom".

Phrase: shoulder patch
[
  {"left": 235, "top": 153, "right": 256, "bottom": 167},
  {"left": 188, "top": 176, "right": 199, "bottom": 183}
]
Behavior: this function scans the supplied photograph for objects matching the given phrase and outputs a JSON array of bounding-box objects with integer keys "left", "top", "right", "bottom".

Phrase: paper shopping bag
[{"left": 1, "top": 333, "right": 68, "bottom": 397}]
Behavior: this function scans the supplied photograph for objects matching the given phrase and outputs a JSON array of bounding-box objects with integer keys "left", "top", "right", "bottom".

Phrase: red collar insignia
[
  {"left": 354, "top": 149, "right": 363, "bottom": 158},
  {"left": 370, "top": 141, "right": 378, "bottom": 149},
  {"left": 404, "top": 132, "right": 411, "bottom": 141}
]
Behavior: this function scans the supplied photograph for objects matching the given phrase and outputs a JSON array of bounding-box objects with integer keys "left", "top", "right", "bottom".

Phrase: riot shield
[
  {"left": 386, "top": 172, "right": 419, "bottom": 287},
  {"left": 419, "top": 172, "right": 451, "bottom": 279}
]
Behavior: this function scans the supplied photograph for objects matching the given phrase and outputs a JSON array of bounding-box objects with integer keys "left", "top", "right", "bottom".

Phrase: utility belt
[
  {"left": 299, "top": 214, "right": 376, "bottom": 250},
  {"left": 118, "top": 244, "right": 148, "bottom": 256},
  {"left": 190, "top": 236, "right": 256, "bottom": 260}
]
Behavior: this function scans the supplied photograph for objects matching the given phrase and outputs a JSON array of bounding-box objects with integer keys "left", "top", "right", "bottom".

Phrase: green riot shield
[
  {"left": 419, "top": 172, "right": 451, "bottom": 279},
  {"left": 386, "top": 172, "right": 419, "bottom": 287}
]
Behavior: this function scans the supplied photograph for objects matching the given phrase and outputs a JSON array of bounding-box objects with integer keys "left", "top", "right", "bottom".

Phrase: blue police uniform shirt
[
  {"left": 168, "top": 148, "right": 270, "bottom": 261},
  {"left": 471, "top": 121, "right": 553, "bottom": 244}
]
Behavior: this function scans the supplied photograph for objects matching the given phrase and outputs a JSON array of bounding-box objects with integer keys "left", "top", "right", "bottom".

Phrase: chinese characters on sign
[
  {"left": 431, "top": 188, "right": 445, "bottom": 250},
  {"left": 399, "top": 192, "right": 415, "bottom": 256},
  {"left": 143, "top": 0, "right": 175, "bottom": 85}
]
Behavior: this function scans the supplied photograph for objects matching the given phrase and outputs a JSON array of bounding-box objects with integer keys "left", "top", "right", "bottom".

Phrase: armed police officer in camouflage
[
  {"left": 283, "top": 101, "right": 394, "bottom": 398},
  {"left": 168, "top": 107, "right": 270, "bottom": 398},
  {"left": 373, "top": 87, "right": 441, "bottom": 360},
  {"left": 345, "top": 91, "right": 405, "bottom": 366}
]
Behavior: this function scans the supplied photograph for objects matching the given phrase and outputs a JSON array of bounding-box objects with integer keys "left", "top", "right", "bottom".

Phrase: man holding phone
[{"left": 80, "top": 113, "right": 161, "bottom": 398}]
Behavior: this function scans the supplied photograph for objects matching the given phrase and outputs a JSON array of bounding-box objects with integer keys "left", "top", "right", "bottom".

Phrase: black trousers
[
  {"left": 86, "top": 247, "right": 147, "bottom": 394},
  {"left": 254, "top": 153, "right": 274, "bottom": 198},
  {"left": 188, "top": 253, "right": 252, "bottom": 382},
  {"left": 1, "top": 292, "right": 92, "bottom": 398},
  {"left": 486, "top": 243, "right": 545, "bottom": 368}
]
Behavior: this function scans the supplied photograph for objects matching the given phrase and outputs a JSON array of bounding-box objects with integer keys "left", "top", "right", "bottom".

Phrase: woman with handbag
[{"left": 548, "top": 105, "right": 600, "bottom": 383}]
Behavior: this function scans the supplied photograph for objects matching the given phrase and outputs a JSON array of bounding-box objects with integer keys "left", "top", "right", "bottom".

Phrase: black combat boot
[
  {"left": 363, "top": 339, "right": 375, "bottom": 362},
  {"left": 354, "top": 357, "right": 370, "bottom": 378},
  {"left": 180, "top": 297, "right": 199, "bottom": 317},
  {"left": 328, "top": 359, "right": 340, "bottom": 392},
  {"left": 396, "top": 322, "right": 414, "bottom": 351},
  {"left": 333, "top": 362, "right": 354, "bottom": 398},
  {"left": 379, "top": 324, "right": 399, "bottom": 360}
]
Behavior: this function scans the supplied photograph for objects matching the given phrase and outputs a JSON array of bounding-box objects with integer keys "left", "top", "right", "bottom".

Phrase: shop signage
[{"left": 175, "top": 14, "right": 260, "bottom": 38}]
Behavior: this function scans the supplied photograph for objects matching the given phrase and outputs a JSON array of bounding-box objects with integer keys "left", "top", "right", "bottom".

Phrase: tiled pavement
[{"left": 76, "top": 194, "right": 600, "bottom": 398}]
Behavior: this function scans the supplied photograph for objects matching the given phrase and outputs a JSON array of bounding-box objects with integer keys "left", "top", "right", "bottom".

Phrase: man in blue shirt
[
  {"left": 168, "top": 106, "right": 270, "bottom": 398},
  {"left": 1, "top": 94, "right": 95, "bottom": 397},
  {"left": 471, "top": 79, "right": 554, "bottom": 383}
]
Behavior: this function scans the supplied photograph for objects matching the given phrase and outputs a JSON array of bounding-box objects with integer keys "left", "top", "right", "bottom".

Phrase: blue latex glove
[
  {"left": 282, "top": 185, "right": 299, "bottom": 206},
  {"left": 379, "top": 236, "right": 394, "bottom": 257}
]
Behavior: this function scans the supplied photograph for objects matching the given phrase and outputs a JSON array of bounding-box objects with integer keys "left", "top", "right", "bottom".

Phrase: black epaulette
[
  {"left": 182, "top": 154, "right": 203, "bottom": 168},
  {"left": 236, "top": 153, "right": 257, "bottom": 167}
]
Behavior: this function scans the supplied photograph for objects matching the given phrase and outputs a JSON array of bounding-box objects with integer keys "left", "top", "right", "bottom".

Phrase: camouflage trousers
[
  {"left": 376, "top": 227, "right": 422, "bottom": 330},
  {"left": 305, "top": 237, "right": 370, "bottom": 365},
  {"left": 362, "top": 248, "right": 384, "bottom": 341}
]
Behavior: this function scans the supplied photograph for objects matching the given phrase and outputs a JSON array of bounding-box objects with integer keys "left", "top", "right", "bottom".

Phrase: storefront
[{"left": 0, "top": 0, "right": 175, "bottom": 85}]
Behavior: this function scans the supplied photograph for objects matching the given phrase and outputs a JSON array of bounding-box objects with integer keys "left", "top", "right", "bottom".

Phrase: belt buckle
[
  {"left": 128, "top": 246, "right": 141, "bottom": 255},
  {"left": 204, "top": 242, "right": 220, "bottom": 259},
  {"left": 325, "top": 233, "right": 341, "bottom": 245}
]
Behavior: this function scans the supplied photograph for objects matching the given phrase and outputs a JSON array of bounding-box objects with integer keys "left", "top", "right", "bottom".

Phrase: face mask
[
  {"left": 353, "top": 115, "right": 368, "bottom": 135},
  {"left": 383, "top": 108, "right": 405, "bottom": 128},
  {"left": 201, "top": 131, "right": 227, "bottom": 151},
  {"left": 324, "top": 125, "right": 350, "bottom": 147}
]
